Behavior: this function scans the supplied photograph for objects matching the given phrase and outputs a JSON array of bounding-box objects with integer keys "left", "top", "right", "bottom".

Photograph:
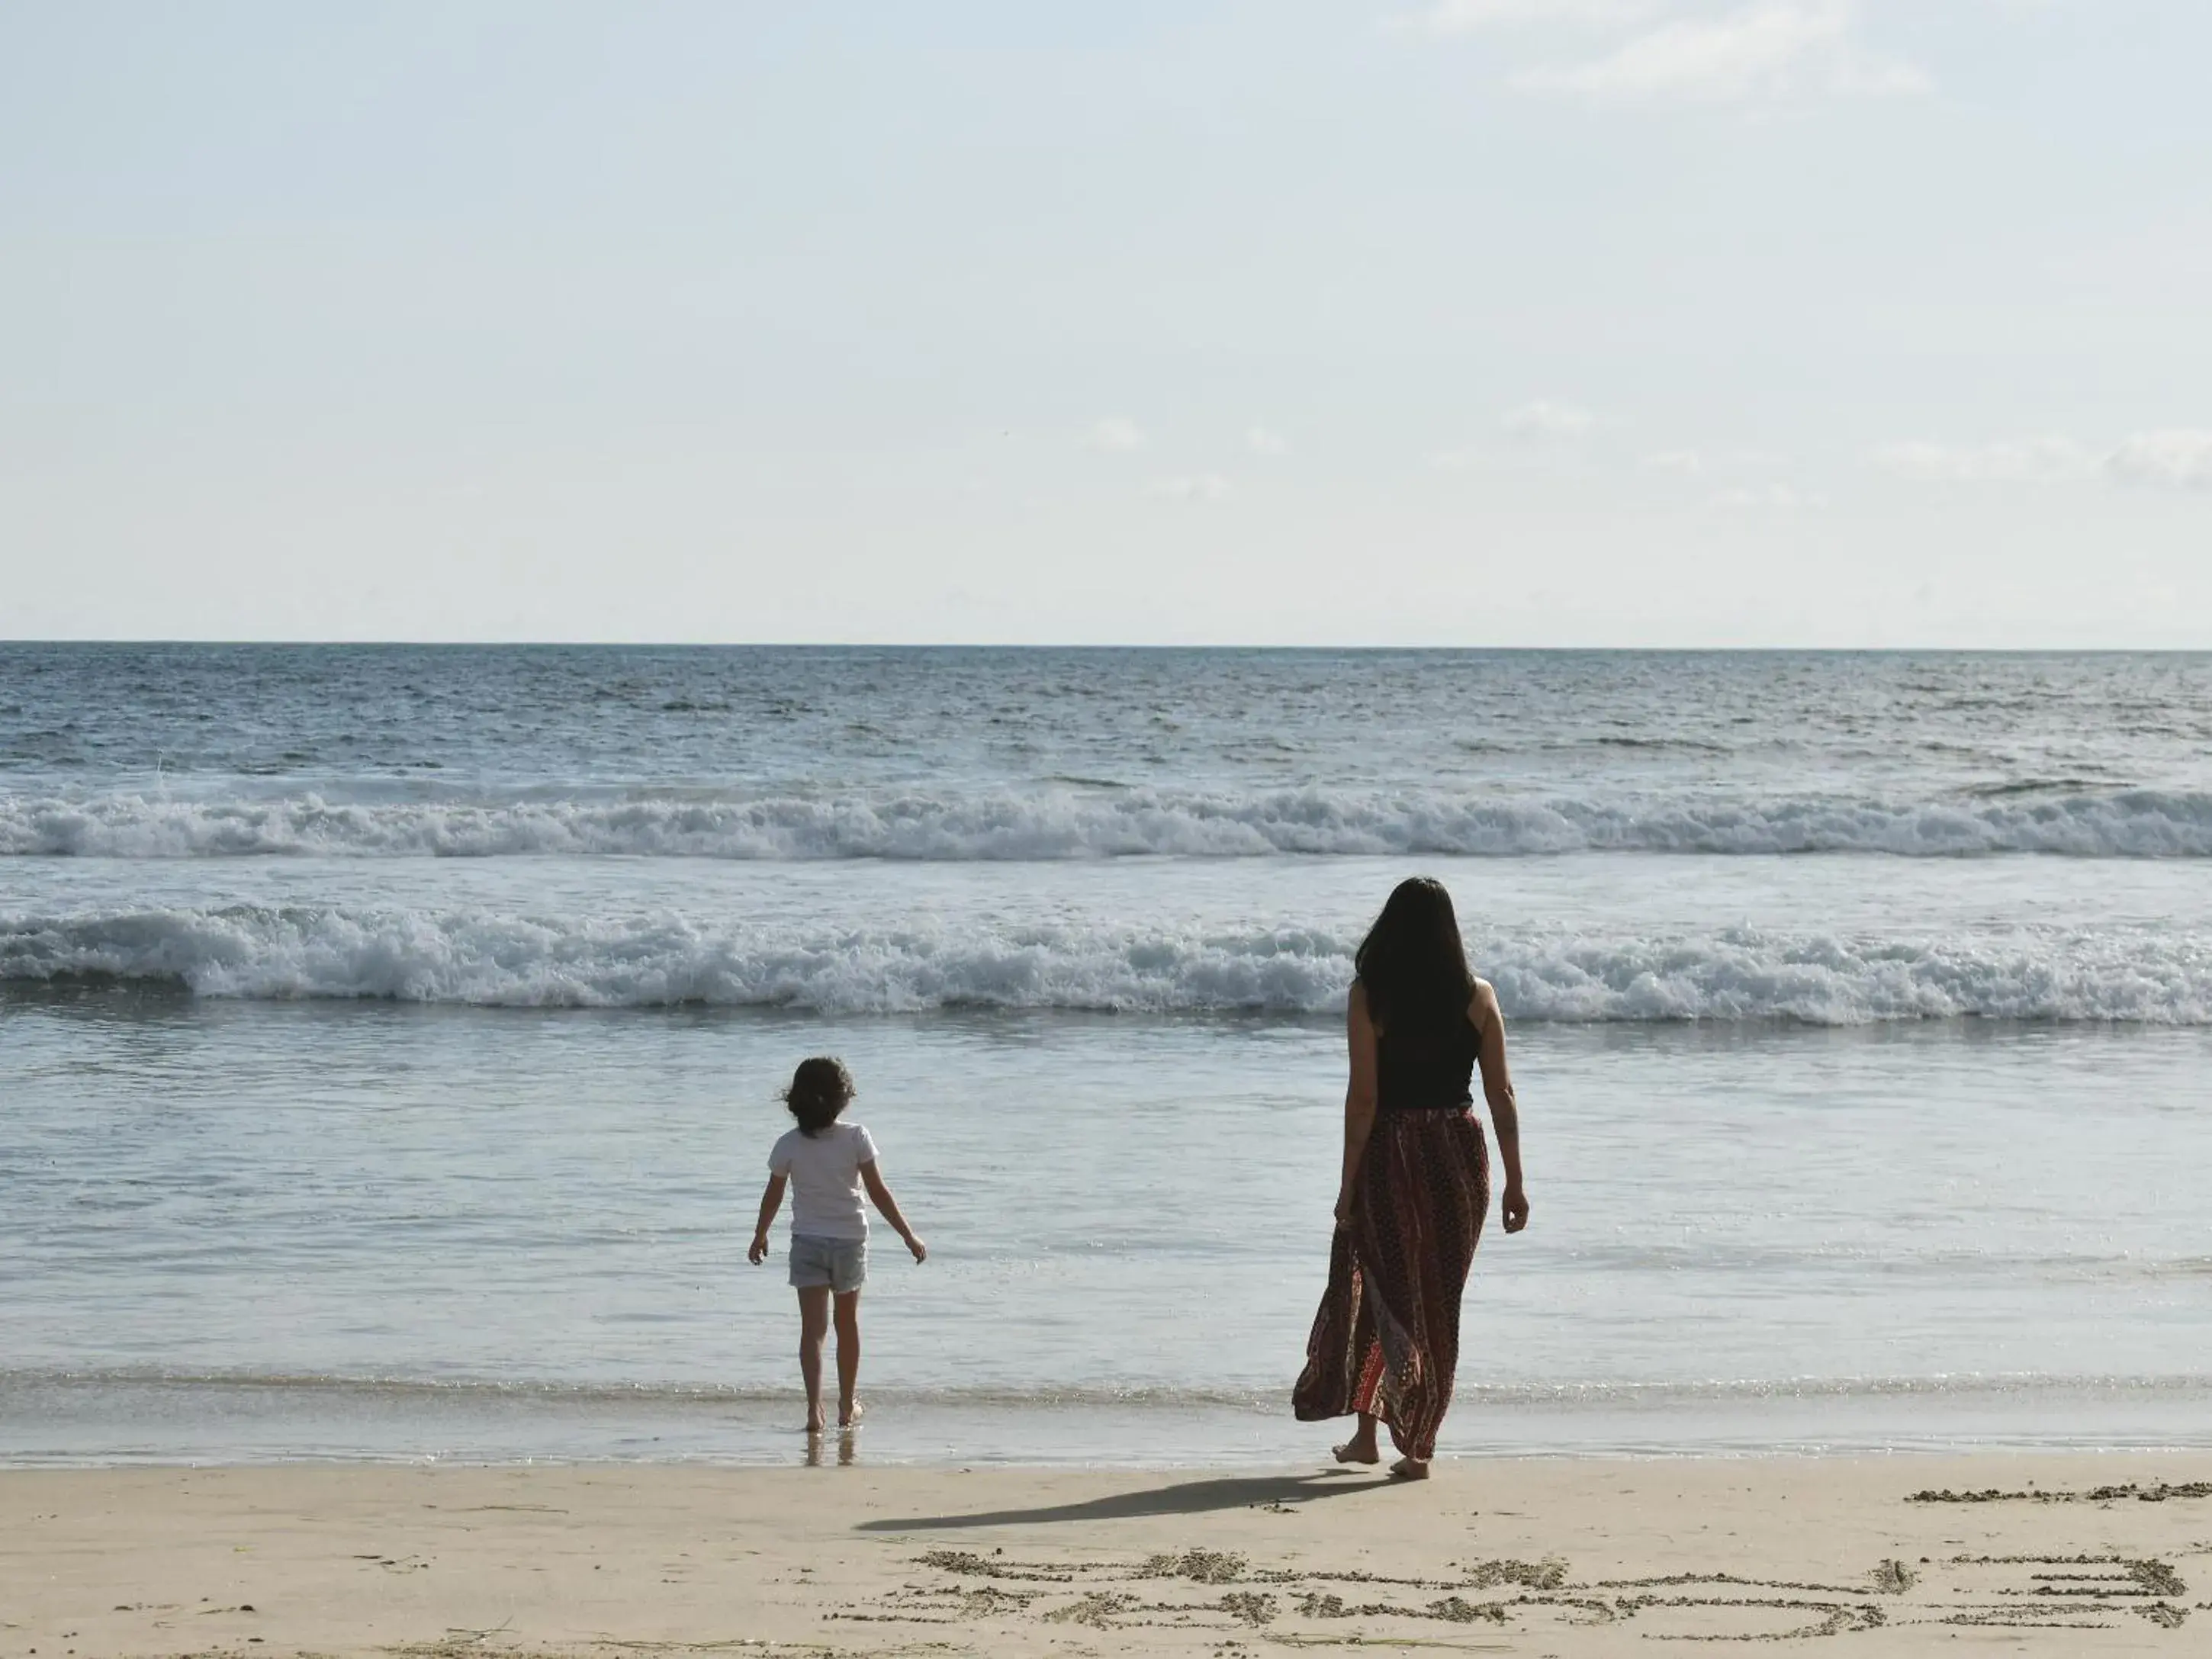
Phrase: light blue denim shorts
[{"left": 788, "top": 1233, "right": 867, "bottom": 1294}]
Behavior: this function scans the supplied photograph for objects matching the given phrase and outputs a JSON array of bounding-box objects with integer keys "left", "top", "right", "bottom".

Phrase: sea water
[{"left": 4, "top": 645, "right": 2210, "bottom": 1465}]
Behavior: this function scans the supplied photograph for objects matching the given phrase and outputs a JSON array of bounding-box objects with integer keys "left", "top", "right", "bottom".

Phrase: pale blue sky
[{"left": 3, "top": 2, "right": 2207, "bottom": 644}]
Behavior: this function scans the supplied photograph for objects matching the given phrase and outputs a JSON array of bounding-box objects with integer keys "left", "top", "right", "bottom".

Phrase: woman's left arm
[
  {"left": 1473, "top": 980, "right": 1529, "bottom": 1233},
  {"left": 1333, "top": 983, "right": 1381, "bottom": 1227}
]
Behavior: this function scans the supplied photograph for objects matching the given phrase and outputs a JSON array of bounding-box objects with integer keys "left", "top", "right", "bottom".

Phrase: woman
[{"left": 1293, "top": 876, "right": 1529, "bottom": 1478}]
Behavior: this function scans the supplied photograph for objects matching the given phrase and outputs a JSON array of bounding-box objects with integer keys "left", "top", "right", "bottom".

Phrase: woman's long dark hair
[
  {"left": 1354, "top": 877, "right": 1474, "bottom": 1039},
  {"left": 783, "top": 1056, "right": 855, "bottom": 1138}
]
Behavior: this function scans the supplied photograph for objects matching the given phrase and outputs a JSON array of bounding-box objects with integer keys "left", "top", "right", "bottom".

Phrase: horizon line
[{"left": 5, "top": 638, "right": 2211, "bottom": 655}]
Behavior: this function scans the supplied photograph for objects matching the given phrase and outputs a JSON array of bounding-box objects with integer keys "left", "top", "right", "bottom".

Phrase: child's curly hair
[{"left": 783, "top": 1056, "right": 856, "bottom": 1138}]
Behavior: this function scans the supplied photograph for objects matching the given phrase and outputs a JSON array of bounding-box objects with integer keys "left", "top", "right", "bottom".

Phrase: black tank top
[{"left": 1374, "top": 1003, "right": 1480, "bottom": 1112}]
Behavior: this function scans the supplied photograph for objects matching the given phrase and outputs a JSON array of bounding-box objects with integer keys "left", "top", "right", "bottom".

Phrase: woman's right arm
[
  {"left": 1473, "top": 980, "right": 1529, "bottom": 1233},
  {"left": 1334, "top": 983, "right": 1381, "bottom": 1227}
]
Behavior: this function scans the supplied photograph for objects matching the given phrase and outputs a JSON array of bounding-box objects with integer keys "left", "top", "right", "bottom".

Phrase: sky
[{"left": 2, "top": 1, "right": 2208, "bottom": 646}]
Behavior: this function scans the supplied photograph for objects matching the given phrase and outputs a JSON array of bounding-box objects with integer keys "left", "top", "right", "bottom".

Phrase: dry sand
[{"left": 6, "top": 1453, "right": 2210, "bottom": 1656}]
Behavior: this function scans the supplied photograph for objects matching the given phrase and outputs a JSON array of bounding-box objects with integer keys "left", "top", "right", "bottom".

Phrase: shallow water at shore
[{"left": 7, "top": 998, "right": 2210, "bottom": 1465}]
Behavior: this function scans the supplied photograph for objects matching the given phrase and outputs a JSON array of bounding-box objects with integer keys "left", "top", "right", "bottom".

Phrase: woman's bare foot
[
  {"left": 805, "top": 1403, "right": 828, "bottom": 1436},
  {"left": 1333, "top": 1434, "right": 1380, "bottom": 1465},
  {"left": 1388, "top": 1456, "right": 1430, "bottom": 1480},
  {"left": 840, "top": 1397, "right": 864, "bottom": 1430}
]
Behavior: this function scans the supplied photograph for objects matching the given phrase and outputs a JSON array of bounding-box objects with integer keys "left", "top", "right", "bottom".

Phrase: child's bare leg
[
  {"left": 796, "top": 1287, "right": 831, "bottom": 1434},
  {"left": 1334, "top": 1412, "right": 1380, "bottom": 1464},
  {"left": 834, "top": 1289, "right": 863, "bottom": 1426}
]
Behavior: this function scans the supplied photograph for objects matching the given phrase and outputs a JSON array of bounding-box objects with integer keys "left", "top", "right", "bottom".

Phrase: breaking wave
[
  {"left": 5, "top": 905, "right": 2208, "bottom": 1021},
  {"left": 6, "top": 785, "right": 2212, "bottom": 859}
]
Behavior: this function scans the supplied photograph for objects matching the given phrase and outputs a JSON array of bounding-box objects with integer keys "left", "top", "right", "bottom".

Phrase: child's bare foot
[
  {"left": 1333, "top": 1433, "right": 1379, "bottom": 1465},
  {"left": 1388, "top": 1456, "right": 1430, "bottom": 1481},
  {"left": 805, "top": 1403, "right": 828, "bottom": 1436},
  {"left": 840, "top": 1398, "right": 863, "bottom": 1430}
]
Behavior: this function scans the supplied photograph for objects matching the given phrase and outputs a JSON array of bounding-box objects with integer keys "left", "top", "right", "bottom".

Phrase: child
[{"left": 748, "top": 1056, "right": 927, "bottom": 1436}]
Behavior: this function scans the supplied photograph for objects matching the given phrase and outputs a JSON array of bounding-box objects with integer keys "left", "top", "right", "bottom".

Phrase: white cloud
[
  {"left": 1637, "top": 444, "right": 1787, "bottom": 477},
  {"left": 1087, "top": 416, "right": 1146, "bottom": 452},
  {"left": 1501, "top": 399, "right": 1597, "bottom": 440},
  {"left": 1246, "top": 426, "right": 1290, "bottom": 455},
  {"left": 1874, "top": 437, "right": 2098, "bottom": 484},
  {"left": 1876, "top": 431, "right": 2212, "bottom": 490},
  {"left": 1511, "top": 2, "right": 1930, "bottom": 105},
  {"left": 2107, "top": 430, "right": 2212, "bottom": 490},
  {"left": 1401, "top": 0, "right": 1657, "bottom": 33},
  {"left": 1641, "top": 445, "right": 1789, "bottom": 476},
  {"left": 1147, "top": 474, "right": 1234, "bottom": 503},
  {"left": 1431, "top": 400, "right": 1599, "bottom": 468},
  {"left": 1711, "top": 481, "right": 1823, "bottom": 510}
]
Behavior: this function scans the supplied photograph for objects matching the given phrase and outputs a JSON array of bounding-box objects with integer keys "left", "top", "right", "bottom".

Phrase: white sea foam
[
  {"left": 7, "top": 786, "right": 2212, "bottom": 860},
  {"left": 6, "top": 906, "right": 2208, "bottom": 1021}
]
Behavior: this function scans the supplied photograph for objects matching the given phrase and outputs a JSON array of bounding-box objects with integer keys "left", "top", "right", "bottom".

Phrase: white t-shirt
[{"left": 768, "top": 1121, "right": 879, "bottom": 1242}]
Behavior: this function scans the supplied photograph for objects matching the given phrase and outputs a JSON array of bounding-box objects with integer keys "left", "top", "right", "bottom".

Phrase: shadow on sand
[{"left": 854, "top": 1469, "right": 1387, "bottom": 1532}]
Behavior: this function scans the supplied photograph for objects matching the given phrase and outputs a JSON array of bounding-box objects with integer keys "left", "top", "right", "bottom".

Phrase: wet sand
[{"left": 5, "top": 1454, "right": 2208, "bottom": 1655}]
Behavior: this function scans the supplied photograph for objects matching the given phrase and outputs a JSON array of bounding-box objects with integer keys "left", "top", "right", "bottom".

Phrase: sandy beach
[{"left": 6, "top": 1453, "right": 2207, "bottom": 1656}]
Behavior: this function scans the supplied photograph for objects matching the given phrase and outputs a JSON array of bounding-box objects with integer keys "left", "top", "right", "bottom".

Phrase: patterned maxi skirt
[{"left": 1292, "top": 1108, "right": 1490, "bottom": 1462}]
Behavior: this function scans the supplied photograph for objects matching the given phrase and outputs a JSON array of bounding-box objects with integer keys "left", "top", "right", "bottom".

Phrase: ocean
[{"left": 4, "top": 644, "right": 2210, "bottom": 1466}]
